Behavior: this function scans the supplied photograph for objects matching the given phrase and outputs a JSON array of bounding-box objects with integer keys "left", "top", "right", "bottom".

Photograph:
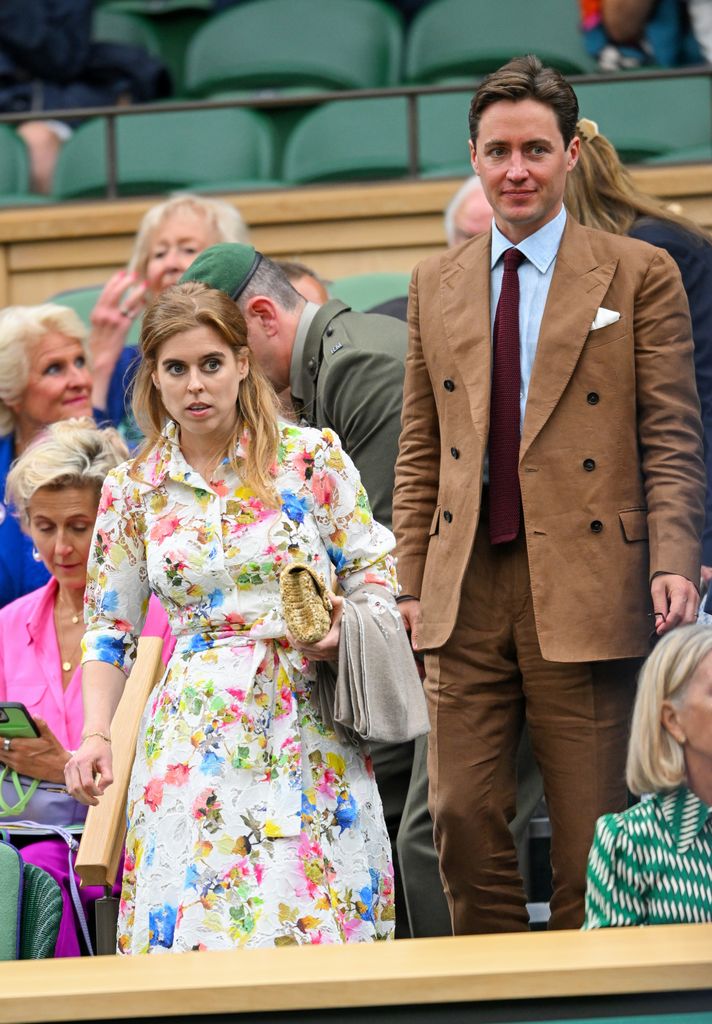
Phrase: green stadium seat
[
  {"left": 282, "top": 94, "right": 473, "bottom": 184},
  {"left": 405, "top": 0, "right": 597, "bottom": 82},
  {"left": 92, "top": 8, "right": 162, "bottom": 54},
  {"left": 51, "top": 286, "right": 142, "bottom": 345},
  {"left": 19, "top": 864, "right": 63, "bottom": 960},
  {"left": 330, "top": 273, "right": 411, "bottom": 312},
  {"left": 575, "top": 77, "right": 712, "bottom": 163},
  {"left": 51, "top": 108, "right": 279, "bottom": 199},
  {"left": 0, "top": 125, "right": 30, "bottom": 198},
  {"left": 183, "top": 0, "right": 403, "bottom": 97}
]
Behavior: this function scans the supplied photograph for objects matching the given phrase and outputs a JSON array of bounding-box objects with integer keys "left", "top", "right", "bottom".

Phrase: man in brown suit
[{"left": 393, "top": 55, "right": 705, "bottom": 933}]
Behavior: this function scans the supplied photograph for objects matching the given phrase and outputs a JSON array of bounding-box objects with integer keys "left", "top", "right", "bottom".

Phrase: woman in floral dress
[{"left": 65, "top": 282, "right": 396, "bottom": 953}]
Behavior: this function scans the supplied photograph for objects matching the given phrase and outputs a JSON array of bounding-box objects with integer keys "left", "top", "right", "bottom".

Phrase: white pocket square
[{"left": 590, "top": 307, "right": 620, "bottom": 331}]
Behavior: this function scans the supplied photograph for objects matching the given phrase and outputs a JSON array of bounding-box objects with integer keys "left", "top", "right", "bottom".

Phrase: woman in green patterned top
[{"left": 584, "top": 624, "right": 712, "bottom": 928}]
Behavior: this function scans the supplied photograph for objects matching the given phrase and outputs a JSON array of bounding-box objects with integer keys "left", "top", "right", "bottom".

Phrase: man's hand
[
  {"left": 651, "top": 573, "right": 699, "bottom": 636},
  {"left": 398, "top": 598, "right": 422, "bottom": 651}
]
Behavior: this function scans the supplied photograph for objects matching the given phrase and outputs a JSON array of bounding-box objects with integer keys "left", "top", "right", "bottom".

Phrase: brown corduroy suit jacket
[{"left": 392, "top": 215, "right": 706, "bottom": 663}]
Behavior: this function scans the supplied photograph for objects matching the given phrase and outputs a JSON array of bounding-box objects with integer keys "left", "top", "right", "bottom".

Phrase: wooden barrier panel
[
  {"left": 1, "top": 168, "right": 712, "bottom": 307},
  {"left": 0, "top": 924, "right": 710, "bottom": 1024},
  {"left": 74, "top": 636, "right": 165, "bottom": 888}
]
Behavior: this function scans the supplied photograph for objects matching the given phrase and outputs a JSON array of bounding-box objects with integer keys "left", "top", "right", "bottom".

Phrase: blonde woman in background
[
  {"left": 565, "top": 119, "right": 712, "bottom": 584},
  {"left": 584, "top": 624, "right": 712, "bottom": 928},
  {"left": 0, "top": 419, "right": 172, "bottom": 955},
  {"left": 0, "top": 304, "right": 94, "bottom": 607},
  {"left": 88, "top": 194, "right": 249, "bottom": 428}
]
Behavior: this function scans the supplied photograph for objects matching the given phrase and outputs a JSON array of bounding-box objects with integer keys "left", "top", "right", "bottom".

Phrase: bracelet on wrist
[{"left": 81, "top": 731, "right": 111, "bottom": 745}]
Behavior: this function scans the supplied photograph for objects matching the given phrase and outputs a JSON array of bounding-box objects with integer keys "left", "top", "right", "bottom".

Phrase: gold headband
[{"left": 577, "top": 118, "right": 599, "bottom": 142}]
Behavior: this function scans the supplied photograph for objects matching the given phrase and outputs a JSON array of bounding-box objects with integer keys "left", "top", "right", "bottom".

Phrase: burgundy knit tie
[{"left": 489, "top": 246, "right": 524, "bottom": 545}]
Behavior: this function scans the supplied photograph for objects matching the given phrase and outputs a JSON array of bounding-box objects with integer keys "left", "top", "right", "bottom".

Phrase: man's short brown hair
[{"left": 469, "top": 55, "right": 579, "bottom": 149}]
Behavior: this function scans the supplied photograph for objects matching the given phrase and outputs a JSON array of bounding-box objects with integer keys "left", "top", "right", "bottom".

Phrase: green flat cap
[{"left": 179, "top": 242, "right": 262, "bottom": 300}]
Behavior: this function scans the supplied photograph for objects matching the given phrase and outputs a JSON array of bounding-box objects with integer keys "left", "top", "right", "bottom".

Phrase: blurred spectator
[
  {"left": 444, "top": 176, "right": 493, "bottom": 247},
  {"left": 276, "top": 260, "right": 330, "bottom": 304},
  {"left": 580, "top": 0, "right": 705, "bottom": 69},
  {"left": 0, "top": 0, "right": 170, "bottom": 194},
  {"left": 89, "top": 194, "right": 249, "bottom": 435},
  {"left": 565, "top": 118, "right": 712, "bottom": 584},
  {"left": 584, "top": 624, "right": 712, "bottom": 928},
  {"left": 0, "top": 304, "right": 95, "bottom": 607},
  {"left": 0, "top": 418, "right": 173, "bottom": 955}
]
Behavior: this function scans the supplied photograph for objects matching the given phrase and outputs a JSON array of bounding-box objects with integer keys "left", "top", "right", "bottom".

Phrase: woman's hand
[
  {"left": 288, "top": 592, "right": 344, "bottom": 662},
  {"left": 89, "top": 269, "right": 147, "bottom": 410},
  {"left": 64, "top": 735, "right": 114, "bottom": 806},
  {"left": 0, "top": 718, "right": 69, "bottom": 784}
]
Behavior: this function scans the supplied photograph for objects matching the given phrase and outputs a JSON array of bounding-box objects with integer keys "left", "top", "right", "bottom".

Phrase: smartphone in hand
[{"left": 0, "top": 703, "right": 41, "bottom": 739}]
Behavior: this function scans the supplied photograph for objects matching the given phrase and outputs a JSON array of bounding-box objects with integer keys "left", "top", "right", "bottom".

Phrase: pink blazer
[{"left": 0, "top": 579, "right": 174, "bottom": 751}]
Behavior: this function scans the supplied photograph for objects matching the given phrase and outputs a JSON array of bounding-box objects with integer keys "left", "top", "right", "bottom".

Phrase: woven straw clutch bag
[{"left": 279, "top": 563, "right": 333, "bottom": 645}]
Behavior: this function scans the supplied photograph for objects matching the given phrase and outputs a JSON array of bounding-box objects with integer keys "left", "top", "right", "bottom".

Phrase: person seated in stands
[
  {"left": 276, "top": 260, "right": 330, "bottom": 305},
  {"left": 444, "top": 175, "right": 493, "bottom": 248},
  {"left": 564, "top": 118, "right": 712, "bottom": 589},
  {"left": 584, "top": 624, "right": 712, "bottom": 928},
  {"left": 0, "top": 304, "right": 96, "bottom": 607},
  {"left": 0, "top": 418, "right": 173, "bottom": 956},
  {"left": 580, "top": 0, "right": 706, "bottom": 69},
  {"left": 90, "top": 194, "right": 249, "bottom": 437},
  {"left": 0, "top": 0, "right": 170, "bottom": 194}
]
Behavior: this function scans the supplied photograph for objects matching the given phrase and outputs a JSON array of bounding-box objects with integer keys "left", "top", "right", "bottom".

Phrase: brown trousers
[{"left": 425, "top": 497, "right": 639, "bottom": 933}]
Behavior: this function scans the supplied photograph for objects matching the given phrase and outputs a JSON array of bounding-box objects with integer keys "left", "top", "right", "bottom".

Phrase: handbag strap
[
  {"left": 0, "top": 766, "right": 40, "bottom": 816},
  {"left": 10, "top": 820, "right": 95, "bottom": 956}
]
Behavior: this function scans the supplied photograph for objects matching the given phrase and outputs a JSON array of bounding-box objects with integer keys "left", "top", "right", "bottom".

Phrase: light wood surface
[
  {"left": 74, "top": 636, "right": 165, "bottom": 888},
  {"left": 1, "top": 168, "right": 712, "bottom": 306},
  {"left": 0, "top": 925, "right": 710, "bottom": 1023}
]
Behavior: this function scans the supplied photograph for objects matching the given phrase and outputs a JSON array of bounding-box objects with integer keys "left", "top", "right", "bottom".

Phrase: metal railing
[{"left": 1, "top": 65, "right": 711, "bottom": 199}]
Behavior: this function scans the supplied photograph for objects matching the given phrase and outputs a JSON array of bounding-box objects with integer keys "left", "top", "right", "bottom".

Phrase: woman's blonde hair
[
  {"left": 626, "top": 623, "right": 712, "bottom": 795},
  {"left": 565, "top": 120, "right": 710, "bottom": 240},
  {"left": 128, "top": 194, "right": 249, "bottom": 282},
  {"left": 0, "top": 304, "right": 89, "bottom": 438},
  {"left": 5, "top": 417, "right": 128, "bottom": 527},
  {"left": 131, "top": 282, "right": 280, "bottom": 507}
]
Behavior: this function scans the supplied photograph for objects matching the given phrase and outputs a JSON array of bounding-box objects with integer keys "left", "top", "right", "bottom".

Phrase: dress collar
[
  {"left": 490, "top": 205, "right": 567, "bottom": 274},
  {"left": 129, "top": 421, "right": 249, "bottom": 490},
  {"left": 659, "top": 786, "right": 712, "bottom": 854}
]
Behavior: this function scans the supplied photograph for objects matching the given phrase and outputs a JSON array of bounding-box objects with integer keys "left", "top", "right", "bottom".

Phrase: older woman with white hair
[
  {"left": 0, "top": 418, "right": 172, "bottom": 956},
  {"left": 584, "top": 624, "right": 712, "bottom": 928},
  {"left": 0, "top": 303, "right": 94, "bottom": 607},
  {"left": 89, "top": 193, "right": 249, "bottom": 427}
]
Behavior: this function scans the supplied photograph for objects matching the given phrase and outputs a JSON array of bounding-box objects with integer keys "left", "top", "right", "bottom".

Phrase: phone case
[{"left": 0, "top": 703, "right": 40, "bottom": 739}]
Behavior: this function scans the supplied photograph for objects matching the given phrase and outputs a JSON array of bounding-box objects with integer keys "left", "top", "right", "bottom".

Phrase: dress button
[
  {"left": 587, "top": 392, "right": 599, "bottom": 405},
  {"left": 443, "top": 510, "right": 453, "bottom": 523},
  {"left": 450, "top": 447, "right": 460, "bottom": 459},
  {"left": 590, "top": 520, "right": 603, "bottom": 533},
  {"left": 444, "top": 379, "right": 455, "bottom": 392},
  {"left": 583, "top": 458, "right": 596, "bottom": 471}
]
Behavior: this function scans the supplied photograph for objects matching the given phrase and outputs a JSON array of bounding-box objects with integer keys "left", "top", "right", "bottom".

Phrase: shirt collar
[
  {"left": 490, "top": 205, "right": 567, "bottom": 273},
  {"left": 290, "top": 301, "right": 320, "bottom": 401},
  {"left": 130, "top": 420, "right": 248, "bottom": 490},
  {"left": 660, "top": 786, "right": 712, "bottom": 854}
]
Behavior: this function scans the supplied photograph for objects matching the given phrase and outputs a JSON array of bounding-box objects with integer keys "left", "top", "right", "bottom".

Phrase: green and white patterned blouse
[{"left": 584, "top": 787, "right": 712, "bottom": 928}]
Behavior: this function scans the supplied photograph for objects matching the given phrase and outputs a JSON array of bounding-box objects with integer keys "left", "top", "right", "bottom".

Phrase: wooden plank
[{"left": 0, "top": 924, "right": 710, "bottom": 1024}]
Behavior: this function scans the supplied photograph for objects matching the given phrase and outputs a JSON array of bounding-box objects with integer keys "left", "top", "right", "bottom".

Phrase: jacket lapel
[
  {"left": 520, "top": 218, "right": 619, "bottom": 458},
  {"left": 440, "top": 234, "right": 492, "bottom": 449}
]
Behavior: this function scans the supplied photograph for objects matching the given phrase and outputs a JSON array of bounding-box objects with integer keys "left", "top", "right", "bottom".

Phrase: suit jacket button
[
  {"left": 583, "top": 458, "right": 596, "bottom": 471},
  {"left": 325, "top": 326, "right": 334, "bottom": 337},
  {"left": 450, "top": 447, "right": 460, "bottom": 459},
  {"left": 590, "top": 519, "right": 603, "bottom": 533},
  {"left": 587, "top": 392, "right": 599, "bottom": 405},
  {"left": 443, "top": 510, "right": 453, "bottom": 523},
  {"left": 444, "top": 379, "right": 455, "bottom": 392}
]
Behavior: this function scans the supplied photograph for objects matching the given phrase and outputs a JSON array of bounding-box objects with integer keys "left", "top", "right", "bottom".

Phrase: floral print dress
[{"left": 82, "top": 420, "right": 397, "bottom": 953}]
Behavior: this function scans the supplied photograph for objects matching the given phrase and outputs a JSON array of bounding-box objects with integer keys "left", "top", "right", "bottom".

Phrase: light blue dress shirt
[{"left": 489, "top": 205, "right": 568, "bottom": 431}]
